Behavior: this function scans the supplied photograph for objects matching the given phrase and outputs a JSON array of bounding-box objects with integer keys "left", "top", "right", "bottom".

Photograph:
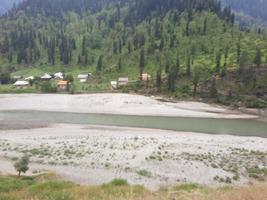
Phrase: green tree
[
  {"left": 118, "top": 58, "right": 122, "bottom": 72},
  {"left": 193, "top": 72, "right": 200, "bottom": 96},
  {"left": 210, "top": 76, "right": 218, "bottom": 98},
  {"left": 215, "top": 52, "right": 221, "bottom": 73},
  {"left": 0, "top": 72, "right": 11, "bottom": 84},
  {"left": 65, "top": 74, "right": 74, "bottom": 83},
  {"left": 156, "top": 68, "right": 162, "bottom": 92},
  {"left": 139, "top": 48, "right": 145, "bottom": 75},
  {"left": 168, "top": 66, "right": 178, "bottom": 92},
  {"left": 97, "top": 55, "right": 103, "bottom": 72},
  {"left": 14, "top": 155, "right": 29, "bottom": 177},
  {"left": 254, "top": 48, "right": 262, "bottom": 68}
]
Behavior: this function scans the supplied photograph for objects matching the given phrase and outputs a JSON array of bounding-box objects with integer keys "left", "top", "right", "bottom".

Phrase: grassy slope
[{"left": 0, "top": 175, "right": 267, "bottom": 200}]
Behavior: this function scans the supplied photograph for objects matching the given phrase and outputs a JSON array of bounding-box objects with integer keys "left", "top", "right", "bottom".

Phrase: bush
[
  {"left": 29, "top": 181, "right": 73, "bottom": 200},
  {"left": 0, "top": 72, "right": 11, "bottom": 84},
  {"left": 178, "top": 84, "right": 192, "bottom": 97},
  {"left": 14, "top": 155, "right": 30, "bottom": 176},
  {"left": 136, "top": 170, "right": 152, "bottom": 178},
  {"left": 0, "top": 176, "right": 34, "bottom": 192},
  {"left": 245, "top": 98, "right": 267, "bottom": 108},
  {"left": 173, "top": 184, "right": 200, "bottom": 192},
  {"left": 40, "top": 81, "right": 57, "bottom": 93},
  {"left": 108, "top": 179, "right": 128, "bottom": 186}
]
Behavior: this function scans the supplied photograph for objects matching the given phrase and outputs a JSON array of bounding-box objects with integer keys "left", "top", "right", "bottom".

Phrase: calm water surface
[{"left": 1, "top": 110, "right": 267, "bottom": 137}]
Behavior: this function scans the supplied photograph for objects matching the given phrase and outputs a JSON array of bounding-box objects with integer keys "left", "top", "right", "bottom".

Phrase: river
[{"left": 1, "top": 110, "right": 267, "bottom": 137}]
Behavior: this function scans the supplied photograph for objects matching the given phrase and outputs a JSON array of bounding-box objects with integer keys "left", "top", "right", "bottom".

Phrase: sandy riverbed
[
  {"left": 0, "top": 93, "right": 257, "bottom": 118},
  {"left": 0, "top": 124, "right": 267, "bottom": 190},
  {"left": 0, "top": 93, "right": 266, "bottom": 190}
]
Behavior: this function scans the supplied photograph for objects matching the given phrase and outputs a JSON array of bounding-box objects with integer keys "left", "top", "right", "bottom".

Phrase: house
[
  {"left": 40, "top": 73, "right": 52, "bottom": 80},
  {"left": 13, "top": 75, "right": 22, "bottom": 80},
  {"left": 13, "top": 81, "right": 29, "bottom": 88},
  {"left": 25, "top": 76, "right": 34, "bottom": 81},
  {"left": 78, "top": 73, "right": 93, "bottom": 83},
  {"left": 54, "top": 72, "right": 64, "bottom": 80},
  {"left": 140, "top": 73, "right": 151, "bottom": 81},
  {"left": 57, "top": 80, "right": 69, "bottom": 90},
  {"left": 117, "top": 77, "right": 129, "bottom": 87},
  {"left": 110, "top": 81, "right": 117, "bottom": 89}
]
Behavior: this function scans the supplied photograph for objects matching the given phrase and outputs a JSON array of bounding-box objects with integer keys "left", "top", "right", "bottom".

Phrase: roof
[
  {"left": 57, "top": 80, "right": 68, "bottom": 86},
  {"left": 54, "top": 72, "right": 64, "bottom": 79},
  {"left": 25, "top": 76, "right": 34, "bottom": 80},
  {"left": 140, "top": 73, "right": 151, "bottom": 80},
  {"left": 13, "top": 76, "right": 22, "bottom": 79},
  {"left": 13, "top": 81, "right": 29, "bottom": 86},
  {"left": 118, "top": 77, "right": 129, "bottom": 82},
  {"left": 41, "top": 73, "right": 52, "bottom": 79},
  {"left": 78, "top": 74, "right": 89, "bottom": 79},
  {"left": 78, "top": 73, "right": 93, "bottom": 79}
]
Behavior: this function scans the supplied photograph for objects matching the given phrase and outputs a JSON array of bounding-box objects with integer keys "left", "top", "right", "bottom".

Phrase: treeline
[
  {"left": 0, "top": 0, "right": 237, "bottom": 67},
  {"left": 222, "top": 0, "right": 267, "bottom": 24}
]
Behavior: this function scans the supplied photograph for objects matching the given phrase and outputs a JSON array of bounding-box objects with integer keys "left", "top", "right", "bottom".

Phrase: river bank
[
  {"left": 0, "top": 93, "right": 266, "bottom": 190},
  {"left": 0, "top": 124, "right": 267, "bottom": 190},
  {"left": 0, "top": 93, "right": 259, "bottom": 119}
]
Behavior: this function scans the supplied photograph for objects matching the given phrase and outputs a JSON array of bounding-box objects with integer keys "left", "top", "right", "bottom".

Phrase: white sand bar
[{"left": 0, "top": 93, "right": 256, "bottom": 118}]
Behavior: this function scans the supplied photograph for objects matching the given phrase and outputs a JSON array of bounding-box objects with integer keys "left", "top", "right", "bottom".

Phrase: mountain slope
[
  {"left": 222, "top": 0, "right": 267, "bottom": 25},
  {"left": 0, "top": 0, "right": 21, "bottom": 14},
  {"left": 0, "top": 0, "right": 266, "bottom": 107}
]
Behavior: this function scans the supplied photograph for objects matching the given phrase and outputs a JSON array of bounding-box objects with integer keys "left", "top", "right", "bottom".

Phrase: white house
[
  {"left": 110, "top": 81, "right": 117, "bottom": 89},
  {"left": 117, "top": 77, "right": 129, "bottom": 87},
  {"left": 78, "top": 73, "right": 93, "bottom": 83},
  {"left": 41, "top": 73, "right": 52, "bottom": 80},
  {"left": 13, "top": 75, "right": 22, "bottom": 80},
  {"left": 25, "top": 76, "right": 34, "bottom": 81},
  {"left": 54, "top": 72, "right": 64, "bottom": 80},
  {"left": 13, "top": 81, "right": 29, "bottom": 88}
]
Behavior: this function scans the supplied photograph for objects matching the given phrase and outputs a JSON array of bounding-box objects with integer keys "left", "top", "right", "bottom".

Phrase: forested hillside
[
  {"left": 0, "top": 0, "right": 266, "bottom": 107},
  {"left": 222, "top": 0, "right": 267, "bottom": 26},
  {"left": 0, "top": 0, "right": 21, "bottom": 14}
]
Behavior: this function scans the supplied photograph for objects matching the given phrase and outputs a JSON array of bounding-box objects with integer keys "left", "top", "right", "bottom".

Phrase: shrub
[
  {"left": 14, "top": 155, "right": 30, "bottom": 176},
  {"left": 137, "top": 170, "right": 152, "bottom": 178},
  {"left": 108, "top": 179, "right": 128, "bottom": 186},
  {"left": 178, "top": 84, "right": 192, "bottom": 97},
  {"left": 173, "top": 184, "right": 200, "bottom": 192},
  {"left": 0, "top": 176, "right": 34, "bottom": 192},
  {"left": 28, "top": 181, "right": 73, "bottom": 199},
  {"left": 40, "top": 81, "right": 57, "bottom": 93}
]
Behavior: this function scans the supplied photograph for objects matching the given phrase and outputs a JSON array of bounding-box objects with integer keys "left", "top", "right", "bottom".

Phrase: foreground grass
[{"left": 0, "top": 175, "right": 267, "bottom": 200}]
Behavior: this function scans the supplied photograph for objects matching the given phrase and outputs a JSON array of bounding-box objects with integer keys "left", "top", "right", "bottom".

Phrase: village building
[
  {"left": 110, "top": 81, "right": 118, "bottom": 89},
  {"left": 117, "top": 77, "right": 129, "bottom": 87},
  {"left": 140, "top": 73, "right": 151, "bottom": 81},
  {"left": 25, "top": 76, "right": 34, "bottom": 81},
  {"left": 54, "top": 72, "right": 64, "bottom": 80},
  {"left": 57, "top": 80, "right": 69, "bottom": 91},
  {"left": 13, "top": 75, "right": 22, "bottom": 80},
  {"left": 78, "top": 73, "right": 93, "bottom": 83},
  {"left": 40, "top": 73, "right": 52, "bottom": 80},
  {"left": 13, "top": 81, "right": 29, "bottom": 89}
]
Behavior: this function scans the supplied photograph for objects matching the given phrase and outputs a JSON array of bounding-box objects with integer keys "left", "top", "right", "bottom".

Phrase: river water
[{"left": 1, "top": 110, "right": 267, "bottom": 137}]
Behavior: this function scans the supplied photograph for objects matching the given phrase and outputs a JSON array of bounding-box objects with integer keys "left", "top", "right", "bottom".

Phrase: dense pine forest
[{"left": 0, "top": 0, "right": 266, "bottom": 108}]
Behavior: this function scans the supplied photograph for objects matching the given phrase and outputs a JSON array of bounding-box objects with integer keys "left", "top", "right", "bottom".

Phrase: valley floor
[
  {"left": 0, "top": 93, "right": 266, "bottom": 190},
  {"left": 0, "top": 124, "right": 267, "bottom": 190}
]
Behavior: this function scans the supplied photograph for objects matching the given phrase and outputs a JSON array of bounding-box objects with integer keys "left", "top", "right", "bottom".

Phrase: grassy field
[{"left": 0, "top": 174, "right": 266, "bottom": 200}]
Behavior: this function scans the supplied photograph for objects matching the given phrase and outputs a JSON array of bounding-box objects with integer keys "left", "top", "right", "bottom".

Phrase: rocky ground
[{"left": 0, "top": 124, "right": 266, "bottom": 190}]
